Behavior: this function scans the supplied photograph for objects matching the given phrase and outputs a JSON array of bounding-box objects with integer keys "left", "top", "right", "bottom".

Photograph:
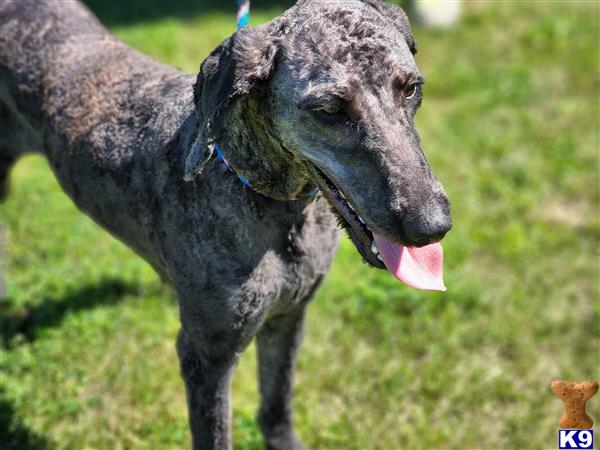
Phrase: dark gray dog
[{"left": 0, "top": 0, "right": 451, "bottom": 448}]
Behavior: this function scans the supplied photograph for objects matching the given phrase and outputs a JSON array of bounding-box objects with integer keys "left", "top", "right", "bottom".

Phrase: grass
[{"left": 1, "top": 1, "right": 599, "bottom": 449}]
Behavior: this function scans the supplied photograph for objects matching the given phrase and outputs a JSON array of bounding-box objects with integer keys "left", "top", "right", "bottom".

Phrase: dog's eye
[
  {"left": 311, "top": 104, "right": 347, "bottom": 125},
  {"left": 298, "top": 96, "right": 349, "bottom": 125},
  {"left": 320, "top": 105, "right": 340, "bottom": 114},
  {"left": 404, "top": 84, "right": 418, "bottom": 99}
]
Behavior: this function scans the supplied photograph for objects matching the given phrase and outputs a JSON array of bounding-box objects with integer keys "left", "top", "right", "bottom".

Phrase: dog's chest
[
  {"left": 240, "top": 197, "right": 341, "bottom": 314},
  {"left": 281, "top": 203, "right": 340, "bottom": 278}
]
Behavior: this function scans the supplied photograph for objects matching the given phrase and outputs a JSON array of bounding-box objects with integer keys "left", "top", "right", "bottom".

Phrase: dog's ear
[
  {"left": 184, "top": 27, "right": 278, "bottom": 181},
  {"left": 196, "top": 26, "right": 278, "bottom": 127}
]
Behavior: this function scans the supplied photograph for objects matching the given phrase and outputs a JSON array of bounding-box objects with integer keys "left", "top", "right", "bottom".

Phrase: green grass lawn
[{"left": 1, "top": 1, "right": 599, "bottom": 449}]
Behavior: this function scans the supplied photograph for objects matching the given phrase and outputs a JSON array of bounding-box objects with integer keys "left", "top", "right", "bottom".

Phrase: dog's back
[
  {"left": 0, "top": 0, "right": 109, "bottom": 196},
  {"left": 0, "top": 0, "right": 107, "bottom": 124},
  {"left": 0, "top": 0, "right": 202, "bottom": 272},
  {"left": 0, "top": 0, "right": 195, "bottom": 160}
]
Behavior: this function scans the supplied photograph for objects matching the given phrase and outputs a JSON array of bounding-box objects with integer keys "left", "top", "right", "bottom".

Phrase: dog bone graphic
[{"left": 551, "top": 379, "right": 598, "bottom": 429}]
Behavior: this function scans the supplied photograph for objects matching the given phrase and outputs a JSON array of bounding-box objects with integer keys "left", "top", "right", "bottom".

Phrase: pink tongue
[{"left": 373, "top": 233, "right": 446, "bottom": 291}]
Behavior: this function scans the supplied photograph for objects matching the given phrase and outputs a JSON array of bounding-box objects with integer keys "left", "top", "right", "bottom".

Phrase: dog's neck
[{"left": 214, "top": 97, "right": 317, "bottom": 201}]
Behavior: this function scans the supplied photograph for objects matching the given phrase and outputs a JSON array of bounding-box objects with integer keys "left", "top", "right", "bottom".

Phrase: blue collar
[
  {"left": 214, "top": 143, "right": 252, "bottom": 187},
  {"left": 213, "top": 143, "right": 318, "bottom": 200}
]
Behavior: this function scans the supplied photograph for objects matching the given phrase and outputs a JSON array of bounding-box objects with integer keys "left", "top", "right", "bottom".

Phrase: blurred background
[{"left": 1, "top": 1, "right": 598, "bottom": 449}]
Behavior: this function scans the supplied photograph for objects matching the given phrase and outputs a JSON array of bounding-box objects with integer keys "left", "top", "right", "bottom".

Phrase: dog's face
[{"left": 191, "top": 0, "right": 452, "bottom": 290}]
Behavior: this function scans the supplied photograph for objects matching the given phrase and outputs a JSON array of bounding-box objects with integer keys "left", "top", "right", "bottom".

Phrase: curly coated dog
[{"left": 0, "top": 0, "right": 451, "bottom": 448}]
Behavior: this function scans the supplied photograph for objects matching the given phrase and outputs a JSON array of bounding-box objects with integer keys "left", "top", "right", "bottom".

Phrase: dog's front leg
[
  {"left": 256, "top": 306, "right": 309, "bottom": 450},
  {"left": 177, "top": 328, "right": 239, "bottom": 450}
]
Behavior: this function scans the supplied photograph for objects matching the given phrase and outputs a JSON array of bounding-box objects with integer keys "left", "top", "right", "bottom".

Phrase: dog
[{"left": 0, "top": 0, "right": 451, "bottom": 448}]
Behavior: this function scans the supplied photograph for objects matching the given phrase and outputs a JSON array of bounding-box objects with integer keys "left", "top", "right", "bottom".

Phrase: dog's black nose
[{"left": 403, "top": 200, "right": 452, "bottom": 246}]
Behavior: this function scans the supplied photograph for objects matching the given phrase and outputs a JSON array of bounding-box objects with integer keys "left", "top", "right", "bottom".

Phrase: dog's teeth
[
  {"left": 348, "top": 203, "right": 354, "bottom": 211},
  {"left": 371, "top": 242, "right": 379, "bottom": 254},
  {"left": 377, "top": 254, "right": 383, "bottom": 261},
  {"left": 339, "top": 191, "right": 345, "bottom": 199},
  {"left": 358, "top": 215, "right": 365, "bottom": 224}
]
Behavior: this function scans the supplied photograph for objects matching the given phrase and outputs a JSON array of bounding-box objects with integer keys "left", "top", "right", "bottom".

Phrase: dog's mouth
[
  {"left": 309, "top": 165, "right": 385, "bottom": 269},
  {"left": 309, "top": 164, "right": 446, "bottom": 292}
]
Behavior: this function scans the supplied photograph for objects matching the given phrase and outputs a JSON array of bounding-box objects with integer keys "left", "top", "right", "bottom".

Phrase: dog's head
[{"left": 187, "top": 0, "right": 452, "bottom": 290}]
